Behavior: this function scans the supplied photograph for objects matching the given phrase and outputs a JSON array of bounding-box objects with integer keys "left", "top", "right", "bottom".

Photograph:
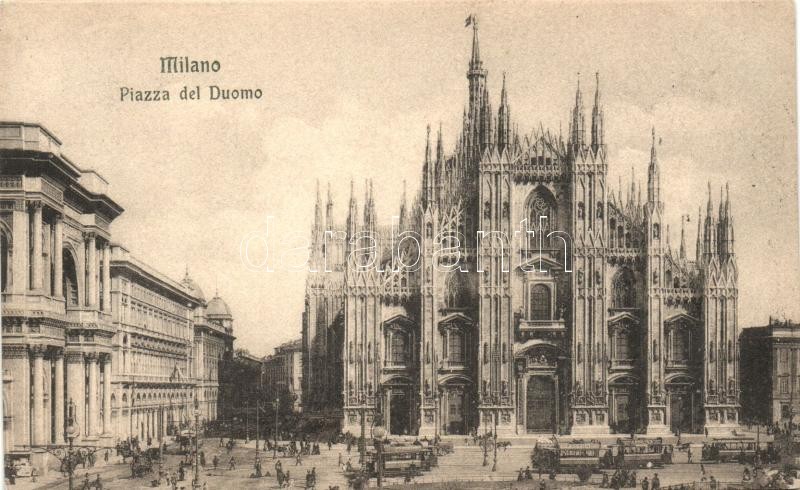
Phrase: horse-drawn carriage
[
  {"left": 130, "top": 450, "right": 160, "bottom": 479},
  {"left": 435, "top": 441, "right": 454, "bottom": 456}
]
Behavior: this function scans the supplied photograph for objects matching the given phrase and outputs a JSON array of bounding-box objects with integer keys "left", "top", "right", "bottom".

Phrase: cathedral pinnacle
[
  {"left": 591, "top": 72, "right": 604, "bottom": 152},
  {"left": 647, "top": 126, "right": 660, "bottom": 204},
  {"left": 467, "top": 14, "right": 480, "bottom": 70},
  {"left": 570, "top": 73, "right": 585, "bottom": 150}
]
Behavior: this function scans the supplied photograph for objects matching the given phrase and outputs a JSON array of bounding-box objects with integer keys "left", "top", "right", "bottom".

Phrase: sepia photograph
[{"left": 0, "top": 2, "right": 799, "bottom": 488}]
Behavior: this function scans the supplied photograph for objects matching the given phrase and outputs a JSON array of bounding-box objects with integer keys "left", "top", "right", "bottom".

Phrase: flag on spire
[{"left": 465, "top": 14, "right": 476, "bottom": 27}]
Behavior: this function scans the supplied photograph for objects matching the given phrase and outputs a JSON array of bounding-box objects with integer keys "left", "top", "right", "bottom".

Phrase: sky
[{"left": 1, "top": 1, "right": 799, "bottom": 357}]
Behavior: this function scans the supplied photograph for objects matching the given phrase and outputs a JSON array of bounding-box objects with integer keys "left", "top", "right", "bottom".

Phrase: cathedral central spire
[{"left": 647, "top": 127, "right": 660, "bottom": 204}]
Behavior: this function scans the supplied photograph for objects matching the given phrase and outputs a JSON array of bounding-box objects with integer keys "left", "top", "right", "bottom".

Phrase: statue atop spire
[{"left": 466, "top": 14, "right": 481, "bottom": 70}]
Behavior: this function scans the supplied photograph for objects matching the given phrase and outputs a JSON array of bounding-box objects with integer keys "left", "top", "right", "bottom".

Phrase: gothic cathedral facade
[{"left": 301, "top": 20, "right": 740, "bottom": 438}]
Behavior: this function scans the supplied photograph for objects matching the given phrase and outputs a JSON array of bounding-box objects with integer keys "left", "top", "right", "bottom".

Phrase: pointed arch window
[
  {"left": 387, "top": 329, "right": 410, "bottom": 366},
  {"left": 612, "top": 269, "right": 635, "bottom": 309},
  {"left": 530, "top": 284, "right": 551, "bottom": 321}
]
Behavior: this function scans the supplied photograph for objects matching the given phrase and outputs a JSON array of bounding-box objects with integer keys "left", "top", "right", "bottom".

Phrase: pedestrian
[
  {"left": 104, "top": 449, "right": 109, "bottom": 463},
  {"left": 338, "top": 452, "right": 342, "bottom": 466},
  {"left": 641, "top": 476, "right": 649, "bottom": 490},
  {"left": 95, "top": 474, "right": 103, "bottom": 490},
  {"left": 652, "top": 473, "right": 660, "bottom": 490},
  {"left": 228, "top": 456, "right": 236, "bottom": 470},
  {"left": 200, "top": 451, "right": 206, "bottom": 467},
  {"left": 687, "top": 447, "right": 692, "bottom": 463},
  {"left": 296, "top": 452, "right": 303, "bottom": 465},
  {"left": 212, "top": 454, "right": 219, "bottom": 470},
  {"left": 30, "top": 467, "right": 38, "bottom": 483}
]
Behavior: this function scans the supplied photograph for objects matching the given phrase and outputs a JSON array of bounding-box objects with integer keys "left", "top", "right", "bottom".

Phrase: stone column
[
  {"left": 86, "top": 233, "right": 97, "bottom": 308},
  {"left": 65, "top": 353, "right": 85, "bottom": 440},
  {"left": 31, "top": 346, "right": 45, "bottom": 445},
  {"left": 11, "top": 201, "right": 29, "bottom": 294},
  {"left": 102, "top": 244, "right": 111, "bottom": 312},
  {"left": 87, "top": 355, "right": 99, "bottom": 437},
  {"left": 54, "top": 351, "right": 65, "bottom": 444},
  {"left": 53, "top": 216, "right": 63, "bottom": 298},
  {"left": 43, "top": 221, "right": 51, "bottom": 294},
  {"left": 103, "top": 356, "right": 112, "bottom": 434},
  {"left": 31, "top": 202, "right": 43, "bottom": 290}
]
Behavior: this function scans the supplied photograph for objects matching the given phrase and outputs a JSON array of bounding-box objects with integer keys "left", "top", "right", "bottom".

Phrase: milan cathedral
[{"left": 301, "top": 19, "right": 740, "bottom": 438}]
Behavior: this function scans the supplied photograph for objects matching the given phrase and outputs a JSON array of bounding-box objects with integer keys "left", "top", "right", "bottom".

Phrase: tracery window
[
  {"left": 527, "top": 189, "right": 557, "bottom": 232},
  {"left": 670, "top": 325, "right": 691, "bottom": 363},
  {"left": 530, "top": 284, "right": 551, "bottom": 321},
  {"left": 387, "top": 330, "right": 410, "bottom": 366},
  {"left": 612, "top": 269, "right": 635, "bottom": 309},
  {"left": 611, "top": 321, "right": 635, "bottom": 361},
  {"left": 446, "top": 330, "right": 465, "bottom": 365}
]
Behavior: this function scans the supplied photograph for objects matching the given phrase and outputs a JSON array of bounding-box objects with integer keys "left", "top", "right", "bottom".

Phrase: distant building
[
  {"left": 263, "top": 339, "right": 302, "bottom": 412},
  {"left": 741, "top": 318, "right": 800, "bottom": 424}
]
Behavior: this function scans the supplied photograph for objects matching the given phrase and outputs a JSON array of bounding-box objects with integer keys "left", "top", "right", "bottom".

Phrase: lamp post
[
  {"left": 359, "top": 405, "right": 366, "bottom": 465},
  {"left": 482, "top": 411, "right": 488, "bottom": 467},
  {"left": 491, "top": 409, "right": 498, "bottom": 472},
  {"left": 193, "top": 398, "right": 201, "bottom": 489},
  {"left": 255, "top": 398, "right": 260, "bottom": 456},
  {"left": 65, "top": 398, "right": 78, "bottom": 490},
  {"left": 372, "top": 425, "right": 386, "bottom": 488},
  {"left": 273, "top": 395, "right": 279, "bottom": 460}
]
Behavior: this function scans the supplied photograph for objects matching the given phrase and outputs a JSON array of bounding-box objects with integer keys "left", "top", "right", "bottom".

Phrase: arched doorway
[
  {"left": 389, "top": 389, "right": 411, "bottom": 436},
  {"left": 609, "top": 376, "right": 642, "bottom": 434},
  {"left": 667, "top": 377, "right": 699, "bottom": 434},
  {"left": 527, "top": 376, "right": 556, "bottom": 432},
  {"left": 62, "top": 249, "right": 79, "bottom": 306}
]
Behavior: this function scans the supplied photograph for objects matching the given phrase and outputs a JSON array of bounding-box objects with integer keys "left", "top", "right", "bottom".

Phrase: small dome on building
[
  {"left": 181, "top": 268, "right": 206, "bottom": 301},
  {"left": 207, "top": 295, "right": 233, "bottom": 319}
]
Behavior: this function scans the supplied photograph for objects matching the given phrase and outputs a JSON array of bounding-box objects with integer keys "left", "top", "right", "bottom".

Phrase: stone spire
[
  {"left": 591, "top": 72, "right": 604, "bottom": 152},
  {"left": 424, "top": 125, "right": 435, "bottom": 207},
  {"left": 647, "top": 127, "right": 660, "bottom": 204},
  {"left": 498, "top": 72, "right": 511, "bottom": 153},
  {"left": 314, "top": 179, "right": 323, "bottom": 231},
  {"left": 680, "top": 216, "right": 687, "bottom": 260},
  {"left": 326, "top": 182, "right": 333, "bottom": 230},
  {"left": 570, "top": 74, "right": 585, "bottom": 151}
]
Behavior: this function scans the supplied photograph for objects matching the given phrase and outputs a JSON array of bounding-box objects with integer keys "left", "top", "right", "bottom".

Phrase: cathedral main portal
[
  {"left": 526, "top": 376, "right": 557, "bottom": 433},
  {"left": 388, "top": 389, "right": 412, "bottom": 436}
]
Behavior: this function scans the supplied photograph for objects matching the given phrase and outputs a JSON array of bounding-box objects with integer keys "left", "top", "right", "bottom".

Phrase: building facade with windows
[
  {"left": 263, "top": 339, "right": 303, "bottom": 412},
  {"left": 741, "top": 319, "right": 800, "bottom": 424},
  {"left": 301, "top": 21, "right": 740, "bottom": 438},
  {"left": 0, "top": 121, "right": 234, "bottom": 469}
]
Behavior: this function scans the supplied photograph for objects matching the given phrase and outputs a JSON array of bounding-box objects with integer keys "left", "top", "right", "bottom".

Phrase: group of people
[{"left": 599, "top": 468, "right": 655, "bottom": 489}]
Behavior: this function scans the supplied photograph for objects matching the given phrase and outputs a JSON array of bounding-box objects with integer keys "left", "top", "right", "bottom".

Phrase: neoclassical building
[
  {"left": 0, "top": 122, "right": 235, "bottom": 468},
  {"left": 301, "top": 21, "right": 740, "bottom": 438}
]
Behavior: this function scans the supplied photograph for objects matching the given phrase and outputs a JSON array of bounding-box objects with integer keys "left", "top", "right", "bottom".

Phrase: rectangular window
[{"left": 780, "top": 376, "right": 790, "bottom": 394}]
